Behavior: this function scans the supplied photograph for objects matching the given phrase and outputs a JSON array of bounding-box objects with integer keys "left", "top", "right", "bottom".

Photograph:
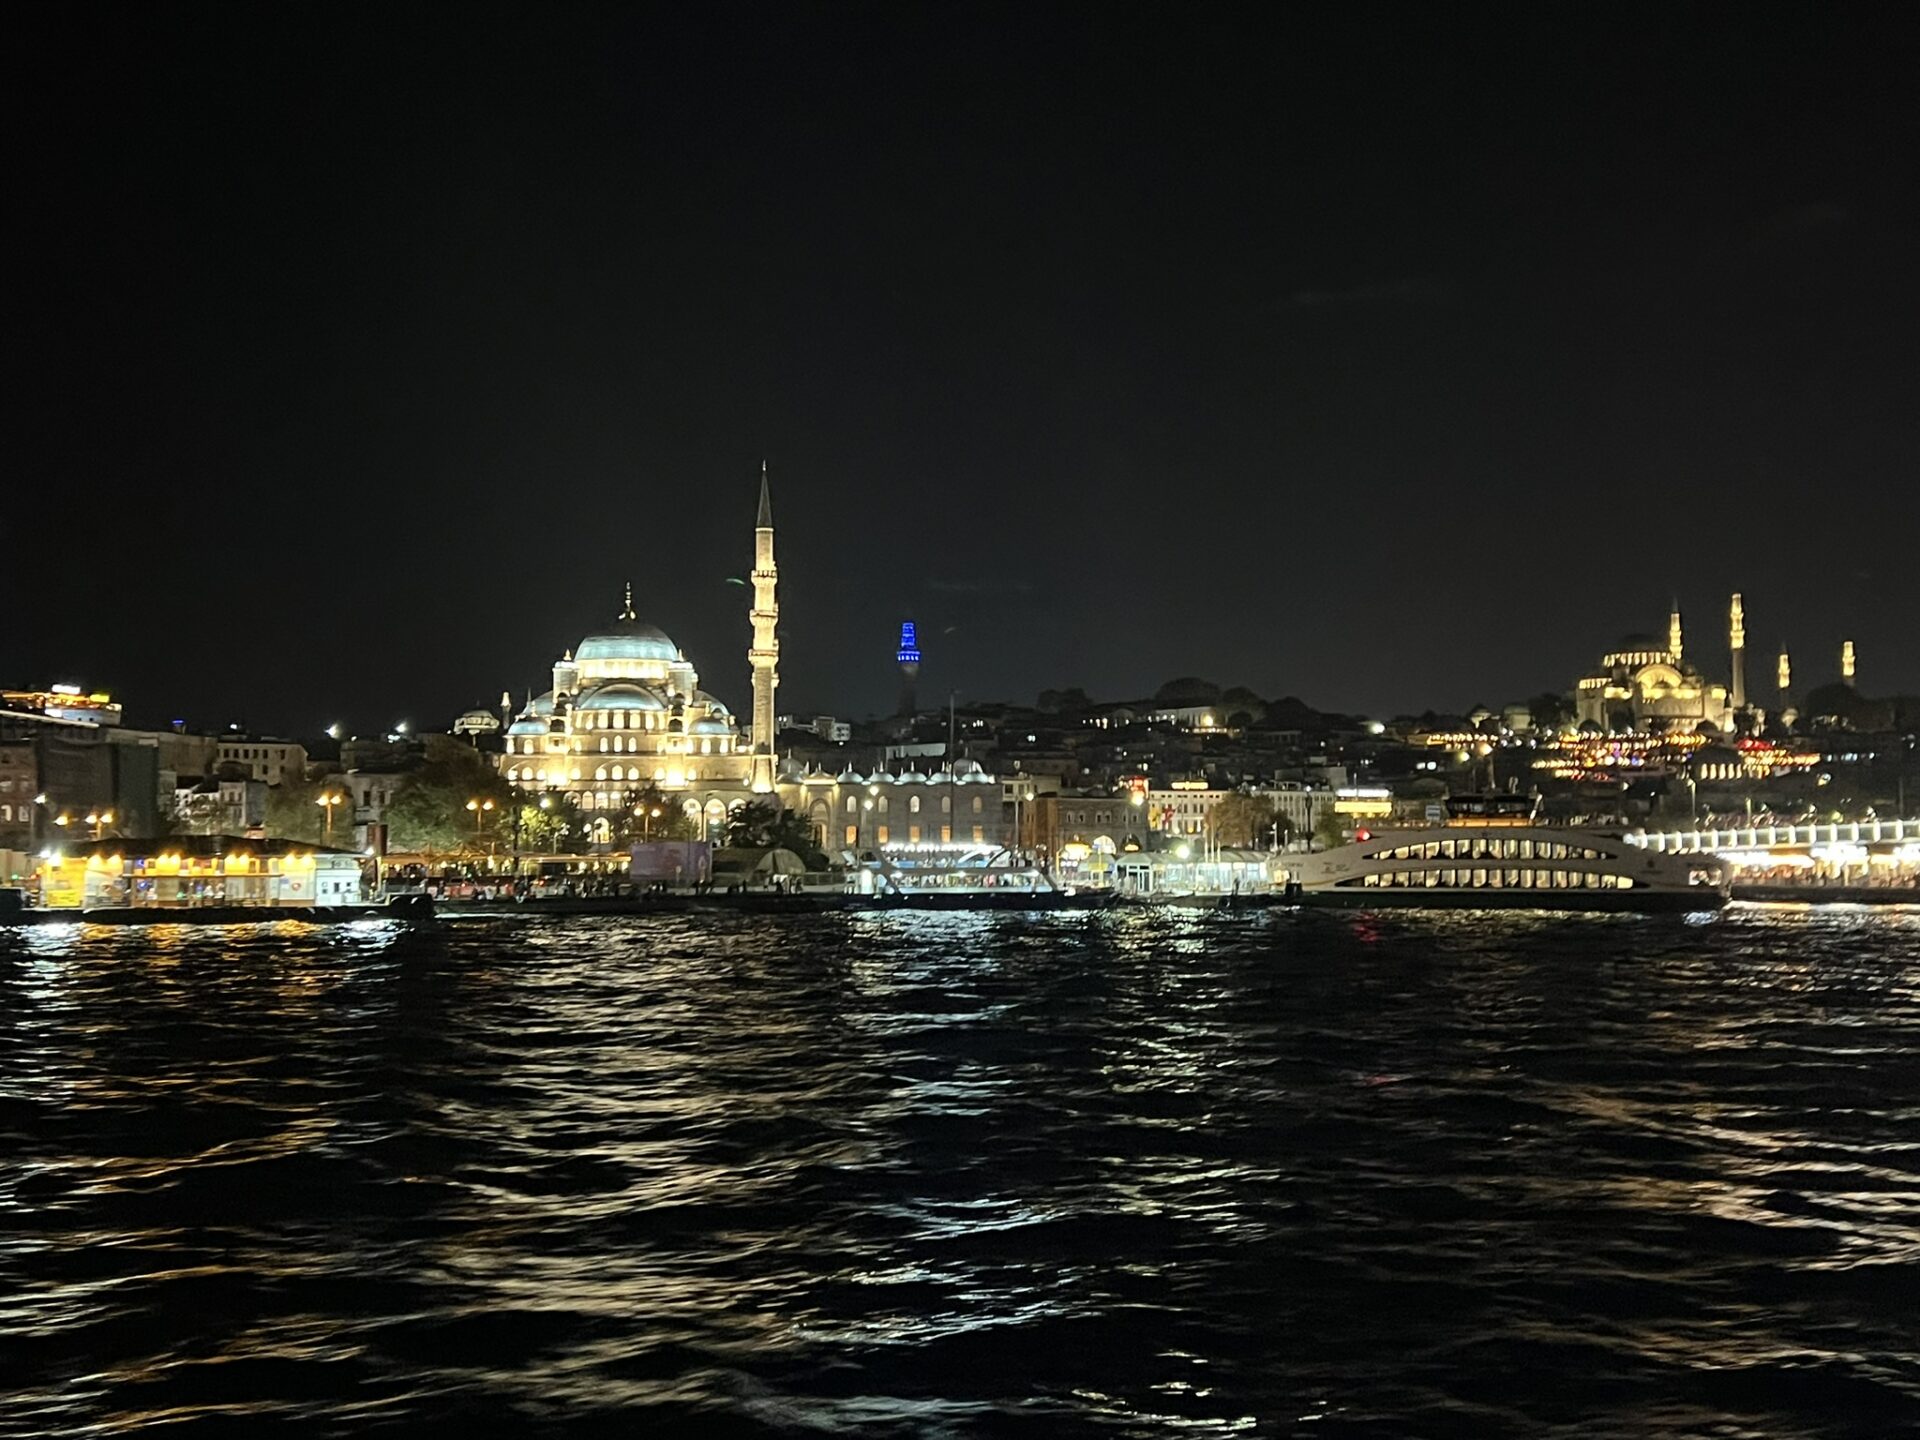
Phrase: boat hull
[
  {"left": 1294, "top": 887, "right": 1725, "bottom": 913},
  {"left": 4, "top": 895, "right": 435, "bottom": 926}
]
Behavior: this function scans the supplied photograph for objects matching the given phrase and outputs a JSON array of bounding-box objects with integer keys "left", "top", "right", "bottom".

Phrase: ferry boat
[{"left": 1276, "top": 795, "right": 1729, "bottom": 912}]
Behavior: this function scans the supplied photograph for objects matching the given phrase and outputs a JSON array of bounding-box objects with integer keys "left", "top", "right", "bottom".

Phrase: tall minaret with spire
[
  {"left": 748, "top": 462, "right": 780, "bottom": 792},
  {"left": 1667, "top": 599, "right": 1684, "bottom": 663},
  {"left": 1728, "top": 592, "right": 1747, "bottom": 714}
]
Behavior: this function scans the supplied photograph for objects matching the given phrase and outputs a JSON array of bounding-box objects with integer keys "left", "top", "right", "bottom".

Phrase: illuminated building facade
[
  {"left": 33, "top": 837, "right": 364, "bottom": 909},
  {"left": 1574, "top": 600, "right": 1738, "bottom": 735},
  {"left": 496, "top": 472, "right": 777, "bottom": 839},
  {"left": 0, "top": 685, "right": 123, "bottom": 727},
  {"left": 499, "top": 584, "right": 755, "bottom": 835}
]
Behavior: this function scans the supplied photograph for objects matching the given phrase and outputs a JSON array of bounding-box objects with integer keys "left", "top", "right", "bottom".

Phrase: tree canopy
[
  {"left": 384, "top": 735, "right": 516, "bottom": 853},
  {"left": 726, "top": 801, "right": 828, "bottom": 868}
]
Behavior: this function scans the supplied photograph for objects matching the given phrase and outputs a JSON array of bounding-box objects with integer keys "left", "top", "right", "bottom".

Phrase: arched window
[{"left": 909, "top": 795, "right": 921, "bottom": 813}]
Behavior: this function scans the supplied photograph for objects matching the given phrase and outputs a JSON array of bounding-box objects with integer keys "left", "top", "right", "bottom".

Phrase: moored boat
[{"left": 1274, "top": 797, "right": 1729, "bottom": 912}]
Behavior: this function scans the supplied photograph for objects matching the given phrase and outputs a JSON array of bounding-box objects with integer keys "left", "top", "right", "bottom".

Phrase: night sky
[{"left": 11, "top": 4, "right": 1918, "bottom": 735}]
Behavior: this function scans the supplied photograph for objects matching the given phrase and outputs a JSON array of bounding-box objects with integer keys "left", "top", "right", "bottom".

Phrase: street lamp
[
  {"left": 636, "top": 804, "right": 663, "bottom": 841},
  {"left": 316, "top": 790, "right": 345, "bottom": 843},
  {"left": 466, "top": 797, "right": 495, "bottom": 836}
]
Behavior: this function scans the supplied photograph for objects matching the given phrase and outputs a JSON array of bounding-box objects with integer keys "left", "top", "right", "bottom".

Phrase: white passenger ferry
[{"left": 1276, "top": 796, "right": 1729, "bottom": 911}]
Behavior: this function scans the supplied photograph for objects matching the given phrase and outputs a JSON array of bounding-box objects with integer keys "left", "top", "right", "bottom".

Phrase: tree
[
  {"left": 1209, "top": 793, "right": 1273, "bottom": 847},
  {"left": 616, "top": 783, "right": 697, "bottom": 846},
  {"left": 1154, "top": 676, "right": 1222, "bottom": 707},
  {"left": 1312, "top": 807, "right": 1347, "bottom": 851},
  {"left": 499, "top": 792, "right": 588, "bottom": 855},
  {"left": 1037, "top": 687, "right": 1092, "bottom": 714},
  {"left": 726, "top": 801, "right": 828, "bottom": 868},
  {"left": 385, "top": 735, "right": 514, "bottom": 853},
  {"left": 1219, "top": 686, "right": 1267, "bottom": 725},
  {"left": 1526, "top": 691, "right": 1575, "bottom": 732},
  {"left": 265, "top": 772, "right": 350, "bottom": 847}
]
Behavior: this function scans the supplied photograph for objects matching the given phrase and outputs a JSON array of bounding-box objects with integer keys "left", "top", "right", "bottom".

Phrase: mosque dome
[
  {"left": 576, "top": 683, "right": 667, "bottom": 712},
  {"left": 575, "top": 620, "right": 680, "bottom": 666},
  {"left": 690, "top": 718, "right": 733, "bottom": 736},
  {"left": 575, "top": 584, "right": 682, "bottom": 666}
]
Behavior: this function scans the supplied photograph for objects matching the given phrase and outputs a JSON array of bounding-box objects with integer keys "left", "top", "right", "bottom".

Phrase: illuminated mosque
[
  {"left": 1573, "top": 596, "right": 1747, "bottom": 734},
  {"left": 490, "top": 465, "right": 1009, "bottom": 855},
  {"left": 498, "top": 467, "right": 782, "bottom": 839}
]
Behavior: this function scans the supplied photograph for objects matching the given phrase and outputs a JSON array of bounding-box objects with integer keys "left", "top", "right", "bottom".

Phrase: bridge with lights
[
  {"left": 1622, "top": 818, "right": 1920, "bottom": 891},
  {"left": 1622, "top": 818, "right": 1920, "bottom": 855}
]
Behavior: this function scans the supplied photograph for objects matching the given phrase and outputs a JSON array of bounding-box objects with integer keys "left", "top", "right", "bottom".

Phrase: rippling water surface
[{"left": 6, "top": 906, "right": 1920, "bottom": 1438}]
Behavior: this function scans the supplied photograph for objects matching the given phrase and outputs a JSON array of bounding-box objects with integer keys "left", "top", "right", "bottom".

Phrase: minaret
[
  {"left": 748, "top": 463, "right": 780, "bottom": 792},
  {"left": 1728, "top": 592, "right": 1747, "bottom": 713},
  {"left": 1842, "top": 639, "right": 1856, "bottom": 689},
  {"left": 1668, "top": 600, "right": 1683, "bottom": 663},
  {"left": 1777, "top": 645, "right": 1791, "bottom": 696}
]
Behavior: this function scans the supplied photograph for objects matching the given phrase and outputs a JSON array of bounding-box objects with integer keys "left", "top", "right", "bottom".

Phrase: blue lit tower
[{"left": 895, "top": 621, "right": 921, "bottom": 717}]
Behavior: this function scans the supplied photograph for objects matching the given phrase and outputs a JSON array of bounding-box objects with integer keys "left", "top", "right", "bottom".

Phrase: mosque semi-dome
[{"left": 575, "top": 683, "right": 668, "bottom": 712}]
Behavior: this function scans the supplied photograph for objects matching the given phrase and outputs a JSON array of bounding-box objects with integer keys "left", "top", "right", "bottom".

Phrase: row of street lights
[{"left": 50, "top": 807, "right": 114, "bottom": 841}]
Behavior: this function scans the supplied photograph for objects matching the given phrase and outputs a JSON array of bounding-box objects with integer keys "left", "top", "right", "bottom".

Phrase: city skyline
[{"left": 11, "top": 7, "right": 1918, "bottom": 727}]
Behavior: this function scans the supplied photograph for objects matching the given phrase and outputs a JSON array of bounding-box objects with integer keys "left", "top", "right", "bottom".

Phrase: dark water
[{"left": 5, "top": 906, "right": 1920, "bottom": 1439}]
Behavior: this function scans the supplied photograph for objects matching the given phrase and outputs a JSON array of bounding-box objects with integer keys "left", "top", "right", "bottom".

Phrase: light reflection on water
[{"left": 2, "top": 906, "right": 1920, "bottom": 1437}]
